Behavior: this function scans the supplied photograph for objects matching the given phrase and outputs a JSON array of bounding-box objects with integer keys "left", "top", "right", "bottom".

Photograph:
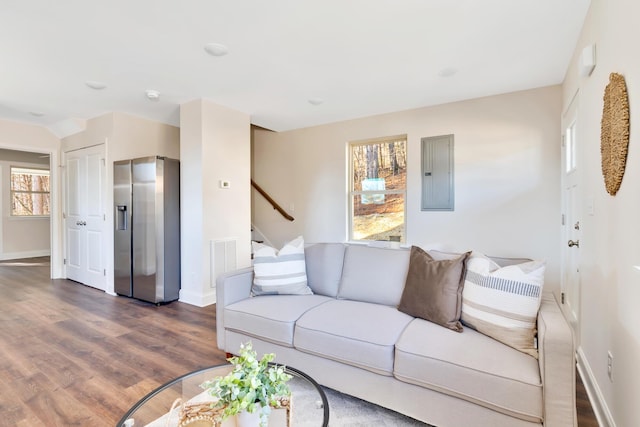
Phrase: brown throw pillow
[{"left": 398, "top": 246, "right": 471, "bottom": 332}]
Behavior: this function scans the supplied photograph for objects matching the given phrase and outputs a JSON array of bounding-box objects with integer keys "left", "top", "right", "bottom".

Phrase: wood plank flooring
[
  {"left": 0, "top": 257, "right": 599, "bottom": 426},
  {"left": 0, "top": 258, "right": 226, "bottom": 427}
]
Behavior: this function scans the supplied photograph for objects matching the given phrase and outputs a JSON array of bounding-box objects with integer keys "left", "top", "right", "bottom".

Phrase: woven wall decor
[{"left": 600, "top": 72, "right": 630, "bottom": 196}]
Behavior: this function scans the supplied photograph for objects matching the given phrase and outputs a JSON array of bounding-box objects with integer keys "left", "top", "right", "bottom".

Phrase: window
[
  {"left": 10, "top": 167, "right": 50, "bottom": 216},
  {"left": 565, "top": 121, "right": 577, "bottom": 173},
  {"left": 349, "top": 135, "right": 407, "bottom": 243}
]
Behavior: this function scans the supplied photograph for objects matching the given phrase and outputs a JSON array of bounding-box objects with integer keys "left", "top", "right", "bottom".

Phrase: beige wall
[
  {"left": 0, "top": 160, "right": 50, "bottom": 258},
  {"left": 62, "top": 112, "right": 180, "bottom": 160},
  {"left": 253, "top": 85, "right": 562, "bottom": 292},
  {"left": 180, "top": 99, "right": 251, "bottom": 307},
  {"left": 111, "top": 112, "right": 180, "bottom": 161},
  {"left": 562, "top": 1, "right": 640, "bottom": 425},
  {"left": 0, "top": 119, "right": 60, "bottom": 270},
  {"left": 62, "top": 113, "right": 114, "bottom": 152},
  {"left": 62, "top": 113, "right": 180, "bottom": 294}
]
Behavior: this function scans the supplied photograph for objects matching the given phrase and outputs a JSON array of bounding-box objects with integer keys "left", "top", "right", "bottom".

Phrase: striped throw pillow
[
  {"left": 461, "top": 253, "right": 545, "bottom": 358},
  {"left": 251, "top": 236, "right": 312, "bottom": 296}
]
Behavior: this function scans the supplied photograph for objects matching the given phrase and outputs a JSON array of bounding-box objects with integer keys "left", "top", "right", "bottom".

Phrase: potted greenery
[{"left": 201, "top": 342, "right": 292, "bottom": 427}]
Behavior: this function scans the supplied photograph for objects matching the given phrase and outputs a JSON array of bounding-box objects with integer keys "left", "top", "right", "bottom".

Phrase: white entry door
[
  {"left": 563, "top": 178, "right": 581, "bottom": 327},
  {"left": 65, "top": 144, "right": 106, "bottom": 290},
  {"left": 561, "top": 99, "right": 581, "bottom": 333}
]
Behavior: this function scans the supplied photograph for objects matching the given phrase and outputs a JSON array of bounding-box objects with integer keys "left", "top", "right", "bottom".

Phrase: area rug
[
  {"left": 290, "top": 375, "right": 431, "bottom": 426},
  {"left": 321, "top": 386, "right": 432, "bottom": 426}
]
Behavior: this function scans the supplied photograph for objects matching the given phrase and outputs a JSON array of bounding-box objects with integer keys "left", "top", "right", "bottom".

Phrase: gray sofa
[{"left": 216, "top": 243, "right": 576, "bottom": 427}]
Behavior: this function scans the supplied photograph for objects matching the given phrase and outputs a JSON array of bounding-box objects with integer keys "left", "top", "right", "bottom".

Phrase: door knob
[{"left": 568, "top": 239, "right": 580, "bottom": 248}]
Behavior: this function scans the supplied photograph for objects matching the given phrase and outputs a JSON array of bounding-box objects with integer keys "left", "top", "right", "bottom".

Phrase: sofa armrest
[
  {"left": 215, "top": 267, "right": 254, "bottom": 351},
  {"left": 537, "top": 292, "right": 577, "bottom": 427}
]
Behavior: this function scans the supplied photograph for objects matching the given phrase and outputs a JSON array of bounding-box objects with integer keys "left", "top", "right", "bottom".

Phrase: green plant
[{"left": 201, "top": 342, "right": 292, "bottom": 427}]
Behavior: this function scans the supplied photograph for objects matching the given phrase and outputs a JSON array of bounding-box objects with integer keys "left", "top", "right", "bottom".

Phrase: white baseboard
[
  {"left": 0, "top": 249, "right": 51, "bottom": 261},
  {"left": 179, "top": 287, "right": 216, "bottom": 307},
  {"left": 576, "top": 346, "right": 616, "bottom": 427}
]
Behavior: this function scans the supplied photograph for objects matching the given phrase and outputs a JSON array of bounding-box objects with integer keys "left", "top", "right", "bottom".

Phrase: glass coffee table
[{"left": 117, "top": 364, "right": 329, "bottom": 427}]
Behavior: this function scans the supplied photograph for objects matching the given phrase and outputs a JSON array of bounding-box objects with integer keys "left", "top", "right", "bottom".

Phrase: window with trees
[
  {"left": 349, "top": 135, "right": 407, "bottom": 243},
  {"left": 10, "top": 167, "right": 50, "bottom": 216}
]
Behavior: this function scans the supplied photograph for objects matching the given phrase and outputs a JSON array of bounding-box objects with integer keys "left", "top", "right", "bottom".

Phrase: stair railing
[{"left": 251, "top": 179, "right": 294, "bottom": 222}]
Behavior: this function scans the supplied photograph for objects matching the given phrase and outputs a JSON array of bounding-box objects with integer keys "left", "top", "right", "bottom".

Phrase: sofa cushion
[
  {"left": 338, "top": 245, "right": 410, "bottom": 306},
  {"left": 294, "top": 300, "right": 413, "bottom": 375},
  {"left": 224, "top": 295, "right": 332, "bottom": 346},
  {"left": 395, "top": 318, "right": 543, "bottom": 423},
  {"left": 428, "top": 249, "right": 532, "bottom": 267},
  {"left": 398, "top": 246, "right": 470, "bottom": 332},
  {"left": 252, "top": 236, "right": 313, "bottom": 296},
  {"left": 304, "top": 243, "right": 346, "bottom": 297},
  {"left": 486, "top": 255, "right": 535, "bottom": 267},
  {"left": 462, "top": 253, "right": 545, "bottom": 357}
]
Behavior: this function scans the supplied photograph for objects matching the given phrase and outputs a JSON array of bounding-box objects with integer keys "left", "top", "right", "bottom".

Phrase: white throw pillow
[
  {"left": 251, "top": 236, "right": 312, "bottom": 296},
  {"left": 461, "top": 253, "right": 545, "bottom": 358}
]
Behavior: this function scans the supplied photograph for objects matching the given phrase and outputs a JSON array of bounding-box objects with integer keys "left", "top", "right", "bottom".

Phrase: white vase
[{"left": 235, "top": 408, "right": 263, "bottom": 427}]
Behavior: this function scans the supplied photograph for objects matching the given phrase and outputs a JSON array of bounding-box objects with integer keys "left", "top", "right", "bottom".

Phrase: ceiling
[{"left": 0, "top": 0, "right": 591, "bottom": 137}]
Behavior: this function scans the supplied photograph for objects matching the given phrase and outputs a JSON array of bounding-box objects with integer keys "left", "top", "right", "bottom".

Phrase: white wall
[
  {"left": 562, "top": 1, "right": 640, "bottom": 426},
  {"left": 253, "top": 85, "right": 562, "bottom": 292},
  {"left": 0, "top": 119, "right": 61, "bottom": 273},
  {"left": 180, "top": 99, "right": 251, "bottom": 307}
]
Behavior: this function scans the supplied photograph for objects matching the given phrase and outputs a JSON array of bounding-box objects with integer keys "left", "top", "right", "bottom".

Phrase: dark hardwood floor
[{"left": 0, "top": 258, "right": 599, "bottom": 426}]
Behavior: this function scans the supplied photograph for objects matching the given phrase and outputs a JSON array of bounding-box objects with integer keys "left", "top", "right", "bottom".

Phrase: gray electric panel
[{"left": 421, "top": 134, "right": 454, "bottom": 211}]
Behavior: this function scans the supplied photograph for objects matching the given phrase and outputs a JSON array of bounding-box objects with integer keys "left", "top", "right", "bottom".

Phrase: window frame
[
  {"left": 10, "top": 166, "right": 51, "bottom": 217},
  {"left": 348, "top": 135, "right": 407, "bottom": 243}
]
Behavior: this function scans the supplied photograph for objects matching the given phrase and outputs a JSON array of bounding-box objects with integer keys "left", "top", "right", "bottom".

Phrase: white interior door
[
  {"left": 65, "top": 144, "right": 106, "bottom": 290},
  {"left": 561, "top": 98, "right": 581, "bottom": 334}
]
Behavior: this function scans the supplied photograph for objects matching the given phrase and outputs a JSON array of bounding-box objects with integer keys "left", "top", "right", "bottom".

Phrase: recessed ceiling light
[
  {"left": 29, "top": 111, "right": 45, "bottom": 117},
  {"left": 145, "top": 89, "right": 160, "bottom": 101},
  {"left": 438, "top": 67, "right": 458, "bottom": 78},
  {"left": 85, "top": 80, "right": 107, "bottom": 90},
  {"left": 204, "top": 43, "right": 229, "bottom": 57},
  {"left": 308, "top": 98, "right": 324, "bottom": 106}
]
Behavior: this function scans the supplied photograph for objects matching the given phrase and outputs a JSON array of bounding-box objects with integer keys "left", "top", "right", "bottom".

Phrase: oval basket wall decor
[{"left": 600, "top": 72, "right": 630, "bottom": 196}]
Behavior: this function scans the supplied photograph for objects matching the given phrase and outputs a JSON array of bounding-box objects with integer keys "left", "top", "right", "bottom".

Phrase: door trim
[{"left": 560, "top": 89, "right": 581, "bottom": 343}]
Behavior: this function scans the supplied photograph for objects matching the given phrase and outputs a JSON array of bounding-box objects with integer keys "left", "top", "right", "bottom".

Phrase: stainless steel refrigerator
[{"left": 114, "top": 156, "right": 180, "bottom": 304}]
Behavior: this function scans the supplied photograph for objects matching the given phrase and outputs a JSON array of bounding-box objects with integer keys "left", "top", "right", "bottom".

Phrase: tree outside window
[
  {"left": 349, "top": 136, "right": 407, "bottom": 242},
  {"left": 10, "top": 167, "right": 50, "bottom": 216}
]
